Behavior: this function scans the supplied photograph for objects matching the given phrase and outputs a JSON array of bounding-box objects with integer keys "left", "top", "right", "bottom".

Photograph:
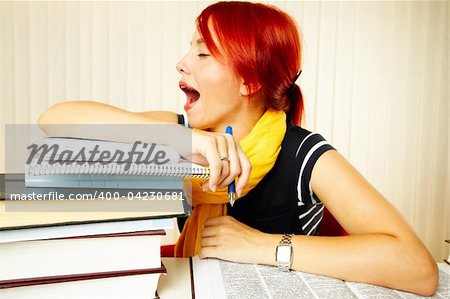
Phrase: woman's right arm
[
  {"left": 38, "top": 101, "right": 183, "bottom": 152},
  {"left": 38, "top": 101, "right": 178, "bottom": 125},
  {"left": 38, "top": 101, "right": 251, "bottom": 193}
]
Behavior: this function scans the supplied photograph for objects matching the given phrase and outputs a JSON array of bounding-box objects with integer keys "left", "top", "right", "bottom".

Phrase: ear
[{"left": 239, "top": 77, "right": 261, "bottom": 96}]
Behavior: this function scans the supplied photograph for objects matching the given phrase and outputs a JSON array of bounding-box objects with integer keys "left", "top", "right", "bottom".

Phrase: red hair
[{"left": 197, "top": 1, "right": 304, "bottom": 125}]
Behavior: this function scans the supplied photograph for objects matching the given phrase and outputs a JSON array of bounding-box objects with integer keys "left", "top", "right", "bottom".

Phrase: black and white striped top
[
  {"left": 177, "top": 115, "right": 334, "bottom": 236},
  {"left": 295, "top": 132, "right": 334, "bottom": 235},
  {"left": 228, "top": 122, "right": 335, "bottom": 236}
]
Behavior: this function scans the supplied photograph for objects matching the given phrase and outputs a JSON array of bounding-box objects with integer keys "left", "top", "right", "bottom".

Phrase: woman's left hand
[{"left": 199, "top": 216, "right": 271, "bottom": 264}]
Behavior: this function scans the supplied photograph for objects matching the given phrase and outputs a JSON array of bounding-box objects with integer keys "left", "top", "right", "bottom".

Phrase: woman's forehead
[
  {"left": 190, "top": 31, "right": 204, "bottom": 45},
  {"left": 191, "top": 25, "right": 229, "bottom": 65}
]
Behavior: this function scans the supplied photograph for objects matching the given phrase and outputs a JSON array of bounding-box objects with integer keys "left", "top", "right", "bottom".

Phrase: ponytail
[
  {"left": 285, "top": 70, "right": 303, "bottom": 125},
  {"left": 287, "top": 84, "right": 304, "bottom": 126}
]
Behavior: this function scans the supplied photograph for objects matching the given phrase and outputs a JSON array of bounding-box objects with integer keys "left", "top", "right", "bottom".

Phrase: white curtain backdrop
[{"left": 0, "top": 0, "right": 448, "bottom": 260}]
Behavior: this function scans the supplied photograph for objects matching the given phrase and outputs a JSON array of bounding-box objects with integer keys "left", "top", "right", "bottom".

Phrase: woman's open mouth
[{"left": 180, "top": 82, "right": 200, "bottom": 112}]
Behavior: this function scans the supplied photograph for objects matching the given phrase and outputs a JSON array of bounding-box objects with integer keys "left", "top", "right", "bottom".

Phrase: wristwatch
[{"left": 275, "top": 234, "right": 293, "bottom": 272}]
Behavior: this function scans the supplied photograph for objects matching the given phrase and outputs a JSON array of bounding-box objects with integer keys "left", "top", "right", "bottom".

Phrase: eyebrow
[{"left": 190, "top": 38, "right": 204, "bottom": 46}]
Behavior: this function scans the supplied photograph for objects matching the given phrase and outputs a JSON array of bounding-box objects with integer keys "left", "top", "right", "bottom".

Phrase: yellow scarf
[{"left": 175, "top": 109, "right": 287, "bottom": 257}]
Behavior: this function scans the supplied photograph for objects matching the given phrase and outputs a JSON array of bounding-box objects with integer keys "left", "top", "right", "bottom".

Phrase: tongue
[{"left": 187, "top": 90, "right": 200, "bottom": 103}]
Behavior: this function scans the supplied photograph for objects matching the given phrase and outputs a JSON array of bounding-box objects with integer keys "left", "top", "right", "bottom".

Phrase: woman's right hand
[{"left": 190, "top": 129, "right": 251, "bottom": 197}]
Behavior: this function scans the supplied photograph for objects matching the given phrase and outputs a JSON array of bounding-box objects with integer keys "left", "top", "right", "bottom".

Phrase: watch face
[{"left": 276, "top": 245, "right": 292, "bottom": 263}]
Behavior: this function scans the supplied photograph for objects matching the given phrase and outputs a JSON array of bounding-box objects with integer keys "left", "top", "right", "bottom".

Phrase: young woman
[{"left": 39, "top": 1, "right": 438, "bottom": 296}]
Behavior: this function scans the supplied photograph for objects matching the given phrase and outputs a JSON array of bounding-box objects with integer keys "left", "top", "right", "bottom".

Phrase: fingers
[
  {"left": 199, "top": 216, "right": 260, "bottom": 263},
  {"left": 200, "top": 218, "right": 230, "bottom": 256},
  {"left": 215, "top": 134, "right": 231, "bottom": 185},
  {"left": 199, "top": 225, "right": 222, "bottom": 259},
  {"left": 191, "top": 130, "right": 251, "bottom": 194},
  {"left": 204, "top": 134, "right": 231, "bottom": 191},
  {"left": 201, "top": 136, "right": 222, "bottom": 192},
  {"left": 200, "top": 236, "right": 218, "bottom": 247},
  {"left": 216, "top": 134, "right": 240, "bottom": 189},
  {"left": 205, "top": 215, "right": 233, "bottom": 227},
  {"left": 201, "top": 223, "right": 222, "bottom": 238},
  {"left": 198, "top": 246, "right": 220, "bottom": 259},
  {"left": 189, "top": 153, "right": 208, "bottom": 166},
  {"left": 235, "top": 142, "right": 251, "bottom": 197}
]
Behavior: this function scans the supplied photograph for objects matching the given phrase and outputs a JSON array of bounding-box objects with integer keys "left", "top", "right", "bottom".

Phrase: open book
[{"left": 192, "top": 257, "right": 450, "bottom": 299}]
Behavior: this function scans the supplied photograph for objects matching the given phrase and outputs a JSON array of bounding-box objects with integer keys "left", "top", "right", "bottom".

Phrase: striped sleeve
[
  {"left": 295, "top": 132, "right": 334, "bottom": 235},
  {"left": 177, "top": 113, "right": 191, "bottom": 128}
]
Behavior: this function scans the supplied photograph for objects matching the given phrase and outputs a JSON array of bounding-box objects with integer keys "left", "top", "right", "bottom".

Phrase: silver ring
[{"left": 220, "top": 157, "right": 229, "bottom": 163}]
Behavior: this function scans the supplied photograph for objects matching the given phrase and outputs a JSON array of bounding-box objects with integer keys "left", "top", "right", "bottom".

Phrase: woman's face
[{"left": 176, "top": 30, "right": 244, "bottom": 131}]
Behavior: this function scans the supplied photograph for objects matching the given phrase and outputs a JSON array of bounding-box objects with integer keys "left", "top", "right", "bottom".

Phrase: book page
[
  {"left": 194, "top": 258, "right": 449, "bottom": 299},
  {"left": 345, "top": 265, "right": 449, "bottom": 299},
  {"left": 220, "top": 262, "right": 277, "bottom": 299},
  {"left": 345, "top": 281, "right": 404, "bottom": 298},
  {"left": 195, "top": 258, "right": 350, "bottom": 299},
  {"left": 433, "top": 265, "right": 450, "bottom": 299},
  {"left": 158, "top": 258, "right": 193, "bottom": 298},
  {"left": 299, "top": 271, "right": 357, "bottom": 298},
  {"left": 222, "top": 263, "right": 356, "bottom": 299},
  {"left": 192, "top": 256, "right": 227, "bottom": 299}
]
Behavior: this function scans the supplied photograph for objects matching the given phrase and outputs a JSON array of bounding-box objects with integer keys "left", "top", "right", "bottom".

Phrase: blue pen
[{"left": 226, "top": 126, "right": 236, "bottom": 207}]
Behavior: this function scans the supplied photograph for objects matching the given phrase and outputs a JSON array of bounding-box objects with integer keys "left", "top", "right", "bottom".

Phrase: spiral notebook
[{"left": 25, "top": 137, "right": 210, "bottom": 188}]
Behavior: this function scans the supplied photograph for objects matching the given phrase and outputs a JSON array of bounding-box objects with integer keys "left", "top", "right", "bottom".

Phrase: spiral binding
[{"left": 26, "top": 162, "right": 210, "bottom": 178}]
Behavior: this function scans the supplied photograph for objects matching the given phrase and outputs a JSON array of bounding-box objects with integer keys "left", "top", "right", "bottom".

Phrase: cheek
[
  {"left": 202, "top": 83, "right": 239, "bottom": 114},
  {"left": 194, "top": 61, "right": 242, "bottom": 117},
  {"left": 201, "top": 72, "right": 240, "bottom": 102}
]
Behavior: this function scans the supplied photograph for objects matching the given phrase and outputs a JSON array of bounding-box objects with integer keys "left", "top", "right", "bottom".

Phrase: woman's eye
[{"left": 197, "top": 53, "right": 210, "bottom": 58}]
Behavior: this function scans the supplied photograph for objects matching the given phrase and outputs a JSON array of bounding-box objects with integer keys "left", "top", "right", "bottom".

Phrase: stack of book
[
  {"left": 0, "top": 201, "right": 182, "bottom": 298},
  {"left": 1, "top": 136, "right": 208, "bottom": 297}
]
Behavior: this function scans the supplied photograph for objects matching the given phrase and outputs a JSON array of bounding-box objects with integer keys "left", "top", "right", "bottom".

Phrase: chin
[
  {"left": 184, "top": 113, "right": 203, "bottom": 129},
  {"left": 189, "top": 121, "right": 208, "bottom": 130},
  {"left": 187, "top": 116, "right": 213, "bottom": 131}
]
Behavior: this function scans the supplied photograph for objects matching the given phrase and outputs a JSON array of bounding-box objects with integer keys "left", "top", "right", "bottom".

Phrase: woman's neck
[{"left": 210, "top": 102, "right": 266, "bottom": 142}]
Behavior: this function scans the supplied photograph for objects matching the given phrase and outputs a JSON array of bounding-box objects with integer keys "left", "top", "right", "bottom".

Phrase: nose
[{"left": 176, "top": 55, "right": 190, "bottom": 75}]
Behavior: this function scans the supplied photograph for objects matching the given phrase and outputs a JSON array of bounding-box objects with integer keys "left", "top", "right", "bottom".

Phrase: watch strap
[
  {"left": 280, "top": 233, "right": 293, "bottom": 246},
  {"left": 276, "top": 234, "right": 293, "bottom": 272}
]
